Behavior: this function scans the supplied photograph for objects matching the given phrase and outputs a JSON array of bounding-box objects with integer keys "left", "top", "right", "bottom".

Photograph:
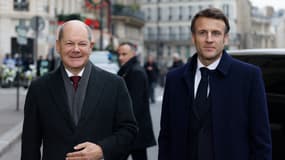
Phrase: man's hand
[{"left": 65, "top": 142, "right": 103, "bottom": 160}]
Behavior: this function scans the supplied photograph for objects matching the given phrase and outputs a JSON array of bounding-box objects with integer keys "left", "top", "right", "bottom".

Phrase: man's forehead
[
  {"left": 195, "top": 18, "right": 226, "bottom": 29},
  {"left": 63, "top": 25, "right": 89, "bottom": 38}
]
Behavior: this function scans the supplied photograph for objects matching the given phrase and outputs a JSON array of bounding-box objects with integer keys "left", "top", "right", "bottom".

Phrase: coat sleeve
[
  {"left": 249, "top": 67, "right": 272, "bottom": 160},
  {"left": 97, "top": 77, "right": 138, "bottom": 159},
  {"left": 127, "top": 70, "right": 148, "bottom": 117},
  {"left": 21, "top": 82, "right": 42, "bottom": 160}
]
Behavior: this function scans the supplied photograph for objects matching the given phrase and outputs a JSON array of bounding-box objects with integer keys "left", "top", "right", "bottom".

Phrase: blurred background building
[
  {"left": 140, "top": 0, "right": 285, "bottom": 64},
  {"left": 0, "top": 0, "right": 87, "bottom": 64},
  {"left": 0, "top": 0, "right": 146, "bottom": 64},
  {"left": 0, "top": 0, "right": 285, "bottom": 64}
]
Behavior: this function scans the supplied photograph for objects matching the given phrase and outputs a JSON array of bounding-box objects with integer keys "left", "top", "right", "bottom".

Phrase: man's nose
[
  {"left": 206, "top": 33, "right": 213, "bottom": 42},
  {"left": 73, "top": 44, "right": 80, "bottom": 51}
]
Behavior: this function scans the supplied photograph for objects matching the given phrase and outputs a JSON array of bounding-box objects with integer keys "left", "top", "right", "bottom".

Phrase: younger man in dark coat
[{"left": 117, "top": 42, "right": 156, "bottom": 160}]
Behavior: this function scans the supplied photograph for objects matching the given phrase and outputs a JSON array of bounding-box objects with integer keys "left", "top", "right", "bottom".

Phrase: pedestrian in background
[
  {"left": 2, "top": 53, "right": 15, "bottom": 69},
  {"left": 36, "top": 55, "right": 50, "bottom": 77},
  {"left": 21, "top": 20, "right": 137, "bottom": 160},
  {"left": 168, "top": 52, "right": 184, "bottom": 71},
  {"left": 158, "top": 8, "right": 272, "bottom": 160},
  {"left": 117, "top": 42, "right": 156, "bottom": 160},
  {"left": 144, "top": 55, "right": 159, "bottom": 103}
]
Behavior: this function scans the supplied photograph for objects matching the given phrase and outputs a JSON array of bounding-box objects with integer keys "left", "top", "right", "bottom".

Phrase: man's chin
[{"left": 68, "top": 62, "right": 85, "bottom": 69}]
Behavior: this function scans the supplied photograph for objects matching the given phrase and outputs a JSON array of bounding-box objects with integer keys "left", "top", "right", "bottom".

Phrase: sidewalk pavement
[{"left": 0, "top": 88, "right": 26, "bottom": 157}]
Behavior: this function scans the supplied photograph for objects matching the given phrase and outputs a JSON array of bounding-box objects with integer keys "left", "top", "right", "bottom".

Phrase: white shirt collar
[
  {"left": 197, "top": 56, "right": 221, "bottom": 70},
  {"left": 65, "top": 68, "right": 85, "bottom": 77}
]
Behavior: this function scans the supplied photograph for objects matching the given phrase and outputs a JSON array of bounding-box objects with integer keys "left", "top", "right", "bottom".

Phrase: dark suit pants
[{"left": 122, "top": 148, "right": 147, "bottom": 160}]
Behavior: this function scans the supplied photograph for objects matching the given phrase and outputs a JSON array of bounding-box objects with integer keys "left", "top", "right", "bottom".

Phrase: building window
[
  {"left": 223, "top": 4, "right": 230, "bottom": 17},
  {"left": 157, "top": 7, "right": 161, "bottom": 21},
  {"left": 179, "top": 6, "right": 183, "bottom": 20},
  {"left": 188, "top": 6, "right": 192, "bottom": 20},
  {"left": 147, "top": 8, "right": 151, "bottom": 21},
  {"left": 169, "top": 26, "right": 173, "bottom": 38},
  {"left": 179, "top": 26, "right": 182, "bottom": 40},
  {"left": 169, "top": 6, "right": 172, "bottom": 20},
  {"left": 14, "top": 0, "right": 29, "bottom": 11},
  {"left": 176, "top": 45, "right": 181, "bottom": 54},
  {"left": 167, "top": 46, "right": 171, "bottom": 56},
  {"left": 157, "top": 26, "right": 161, "bottom": 39}
]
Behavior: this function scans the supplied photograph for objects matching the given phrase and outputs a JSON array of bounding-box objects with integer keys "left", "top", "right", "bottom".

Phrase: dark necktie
[
  {"left": 70, "top": 76, "right": 81, "bottom": 91},
  {"left": 195, "top": 67, "right": 210, "bottom": 118}
]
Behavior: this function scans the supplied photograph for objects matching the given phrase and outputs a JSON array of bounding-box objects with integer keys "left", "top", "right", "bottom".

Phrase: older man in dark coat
[
  {"left": 21, "top": 20, "right": 137, "bottom": 160},
  {"left": 117, "top": 42, "right": 156, "bottom": 160}
]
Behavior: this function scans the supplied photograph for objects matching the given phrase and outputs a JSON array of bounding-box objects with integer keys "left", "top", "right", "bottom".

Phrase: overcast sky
[{"left": 250, "top": 0, "right": 285, "bottom": 10}]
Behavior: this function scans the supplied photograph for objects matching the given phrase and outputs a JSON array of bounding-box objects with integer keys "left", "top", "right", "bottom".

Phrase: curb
[{"left": 0, "top": 121, "right": 22, "bottom": 156}]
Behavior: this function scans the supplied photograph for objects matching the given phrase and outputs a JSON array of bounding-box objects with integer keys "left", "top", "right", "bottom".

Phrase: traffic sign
[
  {"left": 30, "top": 16, "right": 45, "bottom": 32},
  {"left": 15, "top": 19, "right": 28, "bottom": 45}
]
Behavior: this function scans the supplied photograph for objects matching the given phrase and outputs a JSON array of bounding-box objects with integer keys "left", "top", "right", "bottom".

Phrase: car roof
[{"left": 227, "top": 48, "right": 285, "bottom": 56}]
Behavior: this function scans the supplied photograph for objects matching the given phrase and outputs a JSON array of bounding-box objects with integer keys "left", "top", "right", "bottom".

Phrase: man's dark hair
[
  {"left": 191, "top": 8, "right": 230, "bottom": 34},
  {"left": 119, "top": 42, "right": 137, "bottom": 52}
]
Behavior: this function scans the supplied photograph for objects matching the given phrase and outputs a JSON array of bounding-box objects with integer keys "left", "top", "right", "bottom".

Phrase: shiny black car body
[{"left": 228, "top": 48, "right": 285, "bottom": 158}]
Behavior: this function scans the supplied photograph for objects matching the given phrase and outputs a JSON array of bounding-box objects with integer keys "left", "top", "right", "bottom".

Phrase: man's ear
[
  {"left": 55, "top": 40, "right": 60, "bottom": 54},
  {"left": 90, "top": 42, "right": 95, "bottom": 50},
  {"left": 191, "top": 33, "right": 195, "bottom": 45},
  {"left": 224, "top": 33, "right": 229, "bottom": 45}
]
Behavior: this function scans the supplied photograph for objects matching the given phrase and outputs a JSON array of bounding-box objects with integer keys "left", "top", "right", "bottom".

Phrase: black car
[{"left": 228, "top": 48, "right": 285, "bottom": 159}]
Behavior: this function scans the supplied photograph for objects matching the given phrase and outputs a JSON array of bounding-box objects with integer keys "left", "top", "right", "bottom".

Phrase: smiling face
[
  {"left": 192, "top": 17, "right": 229, "bottom": 66},
  {"left": 56, "top": 20, "right": 94, "bottom": 74}
]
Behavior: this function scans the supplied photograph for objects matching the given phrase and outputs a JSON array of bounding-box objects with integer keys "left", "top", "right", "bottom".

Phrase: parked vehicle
[
  {"left": 228, "top": 48, "right": 285, "bottom": 159},
  {"left": 89, "top": 51, "right": 119, "bottom": 74}
]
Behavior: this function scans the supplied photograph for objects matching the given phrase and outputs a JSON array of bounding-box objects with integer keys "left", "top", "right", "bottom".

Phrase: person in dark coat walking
[
  {"left": 117, "top": 42, "right": 156, "bottom": 160},
  {"left": 168, "top": 52, "right": 184, "bottom": 71},
  {"left": 144, "top": 55, "right": 159, "bottom": 103}
]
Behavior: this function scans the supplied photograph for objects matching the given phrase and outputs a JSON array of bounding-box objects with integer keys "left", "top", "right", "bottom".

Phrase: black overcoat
[
  {"left": 118, "top": 57, "right": 156, "bottom": 149},
  {"left": 21, "top": 63, "right": 138, "bottom": 160}
]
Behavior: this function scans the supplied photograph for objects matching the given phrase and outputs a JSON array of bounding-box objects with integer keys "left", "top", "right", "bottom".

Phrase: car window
[{"left": 89, "top": 51, "right": 119, "bottom": 74}]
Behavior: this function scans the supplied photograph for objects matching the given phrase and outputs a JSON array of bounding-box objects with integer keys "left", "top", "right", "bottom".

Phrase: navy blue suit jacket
[{"left": 158, "top": 51, "right": 272, "bottom": 160}]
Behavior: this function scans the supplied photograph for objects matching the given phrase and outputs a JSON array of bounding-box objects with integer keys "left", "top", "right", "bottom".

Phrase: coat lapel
[
  {"left": 209, "top": 51, "right": 233, "bottom": 155},
  {"left": 183, "top": 54, "right": 199, "bottom": 119},
  {"left": 47, "top": 68, "right": 76, "bottom": 130},
  {"left": 210, "top": 51, "right": 233, "bottom": 116}
]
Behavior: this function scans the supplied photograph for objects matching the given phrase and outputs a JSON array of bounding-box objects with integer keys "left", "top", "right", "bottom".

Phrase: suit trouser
[{"left": 121, "top": 148, "right": 147, "bottom": 160}]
